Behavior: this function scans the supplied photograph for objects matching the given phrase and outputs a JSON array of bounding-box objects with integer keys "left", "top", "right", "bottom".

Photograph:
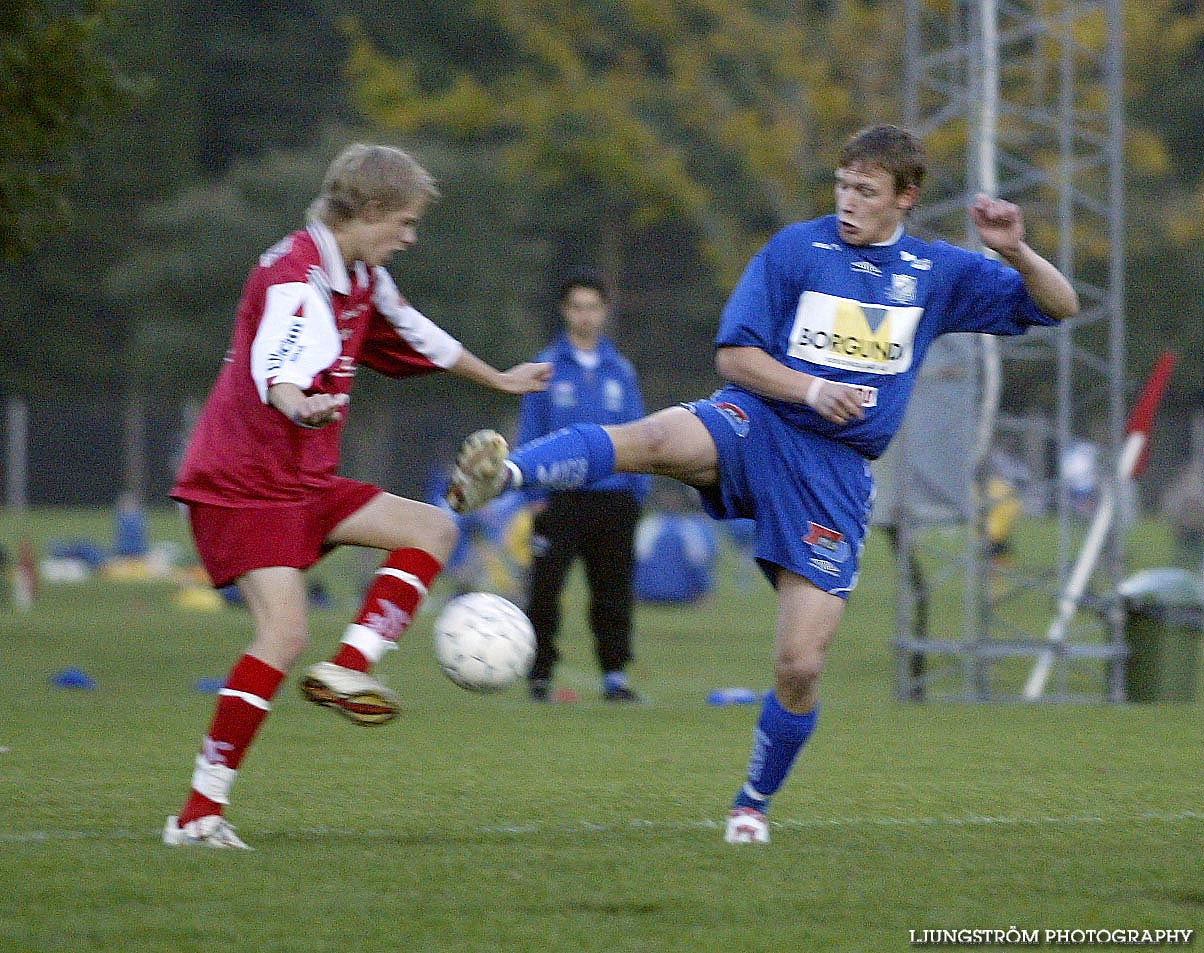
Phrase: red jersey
[{"left": 173, "top": 223, "right": 464, "bottom": 506}]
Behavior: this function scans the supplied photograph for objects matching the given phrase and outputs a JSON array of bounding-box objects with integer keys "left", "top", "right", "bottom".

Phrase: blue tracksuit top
[{"left": 517, "top": 333, "right": 651, "bottom": 502}]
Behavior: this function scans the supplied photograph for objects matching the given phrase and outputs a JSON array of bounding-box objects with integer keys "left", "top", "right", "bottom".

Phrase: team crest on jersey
[
  {"left": 551, "top": 380, "right": 577, "bottom": 408},
  {"left": 803, "top": 522, "right": 850, "bottom": 563},
  {"left": 887, "top": 273, "right": 918, "bottom": 304},
  {"left": 604, "top": 378, "right": 624, "bottom": 412},
  {"left": 713, "top": 401, "right": 750, "bottom": 437}
]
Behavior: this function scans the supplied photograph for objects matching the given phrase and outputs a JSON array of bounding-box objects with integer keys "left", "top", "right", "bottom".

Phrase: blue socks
[
  {"left": 603, "top": 671, "right": 629, "bottom": 694},
  {"left": 732, "top": 692, "right": 818, "bottom": 814},
  {"left": 510, "top": 423, "right": 616, "bottom": 491}
]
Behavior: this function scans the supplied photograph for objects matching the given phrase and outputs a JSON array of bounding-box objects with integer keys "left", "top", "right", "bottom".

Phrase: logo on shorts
[
  {"left": 803, "top": 522, "right": 850, "bottom": 563},
  {"left": 809, "top": 557, "right": 841, "bottom": 576},
  {"left": 713, "top": 401, "right": 750, "bottom": 438}
]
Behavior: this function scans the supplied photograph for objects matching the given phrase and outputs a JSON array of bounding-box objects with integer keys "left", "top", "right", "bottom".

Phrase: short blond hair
[{"left": 309, "top": 143, "right": 439, "bottom": 225}]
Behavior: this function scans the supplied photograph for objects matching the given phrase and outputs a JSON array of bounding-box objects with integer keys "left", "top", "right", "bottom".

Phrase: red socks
[
  {"left": 178, "top": 654, "right": 284, "bottom": 825},
  {"left": 331, "top": 548, "right": 442, "bottom": 672},
  {"left": 178, "top": 549, "right": 442, "bottom": 825}
]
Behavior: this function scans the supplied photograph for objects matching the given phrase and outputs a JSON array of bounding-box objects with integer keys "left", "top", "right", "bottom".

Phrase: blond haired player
[{"left": 164, "top": 144, "right": 549, "bottom": 848}]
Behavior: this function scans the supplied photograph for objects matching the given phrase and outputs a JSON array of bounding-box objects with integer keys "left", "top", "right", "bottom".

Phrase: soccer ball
[{"left": 433, "top": 592, "right": 536, "bottom": 692}]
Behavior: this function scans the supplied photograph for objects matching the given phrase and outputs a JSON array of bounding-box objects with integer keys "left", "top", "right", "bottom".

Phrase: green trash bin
[{"left": 1120, "top": 568, "right": 1204, "bottom": 703}]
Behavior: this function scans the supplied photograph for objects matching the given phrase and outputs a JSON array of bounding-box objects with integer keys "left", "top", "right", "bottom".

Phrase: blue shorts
[{"left": 684, "top": 387, "right": 874, "bottom": 597}]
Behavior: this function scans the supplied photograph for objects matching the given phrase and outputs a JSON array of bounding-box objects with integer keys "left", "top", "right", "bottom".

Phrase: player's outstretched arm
[
  {"left": 969, "top": 193, "right": 1080, "bottom": 320},
  {"left": 448, "top": 350, "right": 552, "bottom": 395}
]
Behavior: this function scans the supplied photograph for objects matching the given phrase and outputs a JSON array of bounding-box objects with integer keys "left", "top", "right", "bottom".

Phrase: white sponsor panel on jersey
[{"left": 787, "top": 291, "right": 923, "bottom": 375}]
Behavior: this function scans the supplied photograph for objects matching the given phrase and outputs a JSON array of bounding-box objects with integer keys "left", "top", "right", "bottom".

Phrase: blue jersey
[
  {"left": 715, "top": 215, "right": 1057, "bottom": 459},
  {"left": 517, "top": 333, "right": 651, "bottom": 501}
]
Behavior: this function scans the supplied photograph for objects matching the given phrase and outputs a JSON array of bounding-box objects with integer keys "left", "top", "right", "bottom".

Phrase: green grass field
[{"left": 1, "top": 508, "right": 1201, "bottom": 952}]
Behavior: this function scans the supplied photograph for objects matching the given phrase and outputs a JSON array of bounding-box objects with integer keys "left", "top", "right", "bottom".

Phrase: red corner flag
[{"left": 1126, "top": 351, "right": 1177, "bottom": 478}]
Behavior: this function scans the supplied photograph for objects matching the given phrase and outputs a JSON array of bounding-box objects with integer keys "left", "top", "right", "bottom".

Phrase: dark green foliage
[{"left": 0, "top": 0, "right": 136, "bottom": 259}]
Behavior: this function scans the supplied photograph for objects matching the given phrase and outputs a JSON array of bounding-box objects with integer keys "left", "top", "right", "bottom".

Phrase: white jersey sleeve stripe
[
  {"left": 249, "top": 280, "right": 343, "bottom": 403},
  {"left": 372, "top": 268, "right": 464, "bottom": 369}
]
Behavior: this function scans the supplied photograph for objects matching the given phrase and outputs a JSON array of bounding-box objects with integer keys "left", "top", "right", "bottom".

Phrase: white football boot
[
  {"left": 724, "top": 807, "right": 770, "bottom": 844},
  {"left": 163, "top": 814, "right": 252, "bottom": 850},
  {"left": 299, "top": 661, "right": 400, "bottom": 726},
  {"left": 445, "top": 430, "right": 512, "bottom": 514}
]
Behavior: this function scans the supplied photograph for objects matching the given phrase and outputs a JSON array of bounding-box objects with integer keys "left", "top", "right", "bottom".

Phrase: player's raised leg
[
  {"left": 446, "top": 406, "right": 719, "bottom": 514},
  {"left": 301, "top": 493, "right": 457, "bottom": 725},
  {"left": 725, "top": 570, "right": 843, "bottom": 844}
]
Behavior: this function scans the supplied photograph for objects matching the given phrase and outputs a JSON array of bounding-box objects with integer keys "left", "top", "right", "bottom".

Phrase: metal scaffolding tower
[{"left": 892, "top": 0, "right": 1127, "bottom": 701}]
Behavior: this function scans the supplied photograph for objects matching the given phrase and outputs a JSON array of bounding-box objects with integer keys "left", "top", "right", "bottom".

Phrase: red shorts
[{"left": 185, "top": 477, "right": 382, "bottom": 588}]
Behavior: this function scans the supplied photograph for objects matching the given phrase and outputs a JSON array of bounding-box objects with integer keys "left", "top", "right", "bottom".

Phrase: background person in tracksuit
[{"left": 518, "top": 273, "right": 651, "bottom": 702}]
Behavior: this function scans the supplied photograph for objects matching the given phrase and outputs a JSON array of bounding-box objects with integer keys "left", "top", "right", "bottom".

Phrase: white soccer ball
[{"left": 433, "top": 592, "right": 536, "bottom": 692}]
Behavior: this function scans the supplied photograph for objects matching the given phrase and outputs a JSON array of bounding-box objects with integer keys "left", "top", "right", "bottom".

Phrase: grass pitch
[{"left": 0, "top": 508, "right": 1201, "bottom": 952}]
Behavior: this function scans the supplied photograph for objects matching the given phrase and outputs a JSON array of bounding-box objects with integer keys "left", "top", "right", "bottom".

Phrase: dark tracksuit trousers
[{"left": 526, "top": 489, "right": 640, "bottom": 681}]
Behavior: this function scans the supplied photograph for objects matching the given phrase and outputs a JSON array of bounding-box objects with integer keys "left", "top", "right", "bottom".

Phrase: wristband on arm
[{"left": 804, "top": 376, "right": 824, "bottom": 409}]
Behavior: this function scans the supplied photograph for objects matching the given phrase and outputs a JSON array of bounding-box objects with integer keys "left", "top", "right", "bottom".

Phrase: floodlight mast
[
  {"left": 968, "top": 0, "right": 1001, "bottom": 699},
  {"left": 897, "top": 0, "right": 1127, "bottom": 702}
]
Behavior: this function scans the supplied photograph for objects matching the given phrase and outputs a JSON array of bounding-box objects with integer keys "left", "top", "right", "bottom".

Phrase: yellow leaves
[
  {"left": 352, "top": 2, "right": 846, "bottom": 241},
  {"left": 345, "top": 25, "right": 498, "bottom": 137},
  {"left": 1164, "top": 188, "right": 1204, "bottom": 247},
  {"left": 1069, "top": 8, "right": 1107, "bottom": 52},
  {"left": 624, "top": 0, "right": 676, "bottom": 34},
  {"left": 926, "top": 122, "right": 971, "bottom": 167},
  {"left": 345, "top": 40, "right": 423, "bottom": 132},
  {"left": 1126, "top": 128, "right": 1170, "bottom": 178},
  {"left": 431, "top": 75, "right": 499, "bottom": 135},
  {"left": 342, "top": 0, "right": 1204, "bottom": 290}
]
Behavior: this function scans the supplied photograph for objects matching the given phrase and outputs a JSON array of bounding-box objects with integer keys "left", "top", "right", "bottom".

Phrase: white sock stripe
[
  {"left": 191, "top": 754, "right": 236, "bottom": 805},
  {"left": 375, "top": 567, "right": 428, "bottom": 596},
  {"left": 218, "top": 688, "right": 271, "bottom": 711},
  {"left": 742, "top": 783, "right": 769, "bottom": 803},
  {"left": 341, "top": 623, "right": 396, "bottom": 662}
]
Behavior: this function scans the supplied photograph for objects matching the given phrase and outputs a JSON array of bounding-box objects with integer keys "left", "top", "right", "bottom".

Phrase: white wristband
[{"left": 804, "top": 376, "right": 825, "bottom": 409}]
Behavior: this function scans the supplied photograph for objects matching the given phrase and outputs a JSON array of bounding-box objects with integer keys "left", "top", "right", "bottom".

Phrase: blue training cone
[
  {"left": 706, "top": 687, "right": 759, "bottom": 706},
  {"left": 50, "top": 668, "right": 97, "bottom": 691}
]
